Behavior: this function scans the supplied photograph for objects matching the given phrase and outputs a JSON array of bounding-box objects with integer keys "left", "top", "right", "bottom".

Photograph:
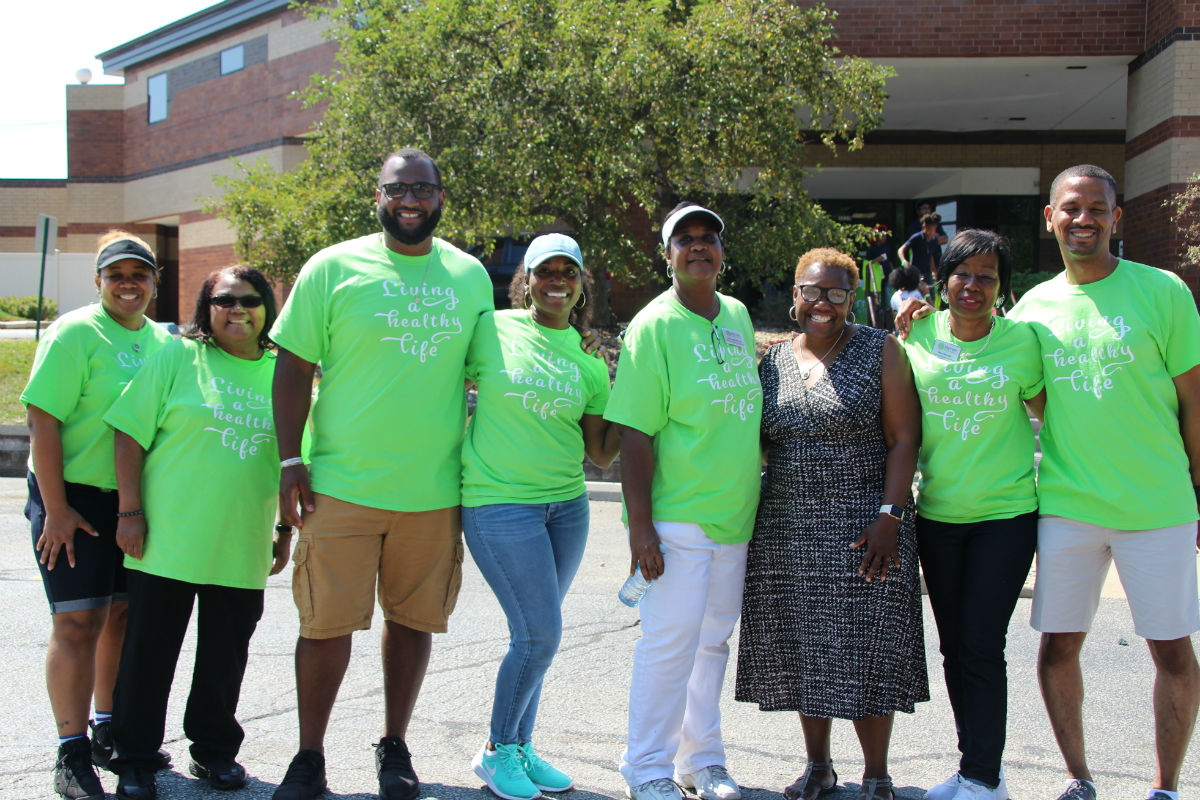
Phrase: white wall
[{"left": 0, "top": 252, "right": 98, "bottom": 315}]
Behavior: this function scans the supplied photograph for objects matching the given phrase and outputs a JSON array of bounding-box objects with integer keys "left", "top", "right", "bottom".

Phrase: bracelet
[
  {"left": 280, "top": 457, "right": 305, "bottom": 469},
  {"left": 275, "top": 523, "right": 295, "bottom": 534},
  {"left": 116, "top": 509, "right": 144, "bottom": 518}
]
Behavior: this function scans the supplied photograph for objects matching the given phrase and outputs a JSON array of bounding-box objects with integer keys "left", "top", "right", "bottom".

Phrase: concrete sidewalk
[{"left": 1, "top": 476, "right": 1195, "bottom": 800}]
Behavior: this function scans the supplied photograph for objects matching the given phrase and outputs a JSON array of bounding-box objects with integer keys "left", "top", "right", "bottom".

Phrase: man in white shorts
[{"left": 1008, "top": 165, "right": 1200, "bottom": 800}]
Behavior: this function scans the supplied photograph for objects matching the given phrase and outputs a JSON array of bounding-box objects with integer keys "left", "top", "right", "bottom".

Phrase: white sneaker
[
  {"left": 950, "top": 778, "right": 1000, "bottom": 800},
  {"left": 628, "top": 778, "right": 684, "bottom": 800},
  {"left": 996, "top": 769, "right": 1009, "bottom": 800},
  {"left": 675, "top": 765, "right": 742, "bottom": 800},
  {"left": 926, "top": 773, "right": 965, "bottom": 800}
]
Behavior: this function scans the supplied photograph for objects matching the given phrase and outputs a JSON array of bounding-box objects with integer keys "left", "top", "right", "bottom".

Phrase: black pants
[
  {"left": 111, "top": 570, "right": 264, "bottom": 768},
  {"left": 916, "top": 512, "right": 1037, "bottom": 787}
]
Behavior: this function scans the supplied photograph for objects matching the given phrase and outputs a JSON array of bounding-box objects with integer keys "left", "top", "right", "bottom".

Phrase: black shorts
[{"left": 26, "top": 470, "right": 127, "bottom": 614}]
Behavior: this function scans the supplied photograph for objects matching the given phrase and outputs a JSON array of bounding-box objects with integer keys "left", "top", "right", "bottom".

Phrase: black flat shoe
[
  {"left": 116, "top": 765, "right": 158, "bottom": 800},
  {"left": 190, "top": 757, "right": 248, "bottom": 791}
]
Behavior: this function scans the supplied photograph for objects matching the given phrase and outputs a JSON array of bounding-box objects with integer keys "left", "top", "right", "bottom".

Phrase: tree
[
  {"left": 1167, "top": 172, "right": 1200, "bottom": 273},
  {"left": 213, "top": 0, "right": 891, "bottom": 312}
]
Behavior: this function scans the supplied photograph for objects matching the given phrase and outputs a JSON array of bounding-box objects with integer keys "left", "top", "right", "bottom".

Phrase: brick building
[{"left": 1, "top": 0, "right": 1197, "bottom": 320}]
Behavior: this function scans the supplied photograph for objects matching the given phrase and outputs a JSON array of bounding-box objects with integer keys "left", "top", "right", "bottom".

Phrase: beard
[{"left": 377, "top": 203, "right": 442, "bottom": 246}]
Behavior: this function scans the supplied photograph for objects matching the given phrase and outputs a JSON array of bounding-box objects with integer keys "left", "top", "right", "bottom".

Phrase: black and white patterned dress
[{"left": 734, "top": 327, "right": 929, "bottom": 719}]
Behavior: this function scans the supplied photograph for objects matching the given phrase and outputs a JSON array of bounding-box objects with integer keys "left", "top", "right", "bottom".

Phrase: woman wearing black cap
[
  {"left": 605, "top": 203, "right": 762, "bottom": 800},
  {"left": 21, "top": 230, "right": 173, "bottom": 800}
]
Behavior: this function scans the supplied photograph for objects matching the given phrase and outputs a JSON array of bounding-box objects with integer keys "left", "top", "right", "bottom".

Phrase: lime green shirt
[
  {"left": 904, "top": 311, "right": 1043, "bottom": 523},
  {"left": 270, "top": 234, "right": 493, "bottom": 511},
  {"left": 462, "top": 310, "right": 610, "bottom": 506},
  {"left": 1009, "top": 259, "right": 1200, "bottom": 529},
  {"left": 104, "top": 339, "right": 278, "bottom": 589},
  {"left": 21, "top": 304, "right": 172, "bottom": 489},
  {"left": 604, "top": 291, "right": 762, "bottom": 543}
]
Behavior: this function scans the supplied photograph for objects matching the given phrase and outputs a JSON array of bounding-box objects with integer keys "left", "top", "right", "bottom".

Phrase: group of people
[{"left": 24, "top": 153, "right": 1199, "bottom": 800}]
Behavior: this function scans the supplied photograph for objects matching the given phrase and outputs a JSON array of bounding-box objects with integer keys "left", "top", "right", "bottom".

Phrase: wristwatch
[{"left": 879, "top": 504, "right": 904, "bottom": 521}]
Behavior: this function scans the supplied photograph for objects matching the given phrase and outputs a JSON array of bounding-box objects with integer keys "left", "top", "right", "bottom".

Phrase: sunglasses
[
  {"left": 796, "top": 284, "right": 851, "bottom": 304},
  {"left": 379, "top": 181, "right": 441, "bottom": 200},
  {"left": 210, "top": 294, "right": 264, "bottom": 309}
]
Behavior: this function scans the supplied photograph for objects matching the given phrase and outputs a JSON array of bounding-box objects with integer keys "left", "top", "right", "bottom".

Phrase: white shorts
[{"left": 1030, "top": 516, "right": 1200, "bottom": 640}]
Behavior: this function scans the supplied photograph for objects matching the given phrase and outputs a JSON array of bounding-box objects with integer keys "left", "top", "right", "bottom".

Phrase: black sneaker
[
  {"left": 189, "top": 756, "right": 247, "bottom": 790},
  {"left": 272, "top": 750, "right": 327, "bottom": 800},
  {"left": 89, "top": 720, "right": 172, "bottom": 772},
  {"left": 115, "top": 764, "right": 158, "bottom": 800},
  {"left": 53, "top": 738, "right": 104, "bottom": 800},
  {"left": 375, "top": 737, "right": 420, "bottom": 800}
]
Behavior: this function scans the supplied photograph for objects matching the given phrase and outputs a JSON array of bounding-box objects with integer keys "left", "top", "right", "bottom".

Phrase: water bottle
[{"left": 618, "top": 564, "right": 653, "bottom": 607}]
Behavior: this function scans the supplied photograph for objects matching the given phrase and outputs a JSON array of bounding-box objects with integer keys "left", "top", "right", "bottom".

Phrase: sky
[{"left": 1, "top": 0, "right": 217, "bottom": 180}]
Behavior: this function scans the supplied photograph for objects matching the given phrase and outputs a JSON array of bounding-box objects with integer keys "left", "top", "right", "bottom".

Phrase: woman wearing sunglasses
[
  {"left": 102, "top": 267, "right": 290, "bottom": 800},
  {"left": 901, "top": 230, "right": 1043, "bottom": 800},
  {"left": 460, "top": 233, "right": 619, "bottom": 800},
  {"left": 736, "top": 248, "right": 926, "bottom": 800}
]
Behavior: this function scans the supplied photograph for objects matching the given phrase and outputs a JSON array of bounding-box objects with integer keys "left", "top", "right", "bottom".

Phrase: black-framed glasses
[
  {"left": 379, "top": 181, "right": 441, "bottom": 200},
  {"left": 796, "top": 284, "right": 851, "bottom": 304},
  {"left": 710, "top": 323, "right": 727, "bottom": 365},
  {"left": 210, "top": 294, "right": 264, "bottom": 309}
]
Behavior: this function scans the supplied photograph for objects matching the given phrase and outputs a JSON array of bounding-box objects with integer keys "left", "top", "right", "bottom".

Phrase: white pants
[{"left": 620, "top": 521, "right": 749, "bottom": 787}]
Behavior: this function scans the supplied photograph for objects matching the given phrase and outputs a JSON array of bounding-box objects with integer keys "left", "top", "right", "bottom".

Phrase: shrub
[{"left": 0, "top": 295, "right": 58, "bottom": 321}]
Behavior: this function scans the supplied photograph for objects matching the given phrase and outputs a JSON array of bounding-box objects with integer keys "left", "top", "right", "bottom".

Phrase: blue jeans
[{"left": 462, "top": 493, "right": 590, "bottom": 744}]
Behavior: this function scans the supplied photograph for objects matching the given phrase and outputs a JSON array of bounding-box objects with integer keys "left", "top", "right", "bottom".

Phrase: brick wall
[
  {"left": 828, "top": 0, "right": 1145, "bottom": 58},
  {"left": 1121, "top": 184, "right": 1195, "bottom": 281},
  {"left": 122, "top": 40, "right": 336, "bottom": 177},
  {"left": 1147, "top": 0, "right": 1200, "bottom": 47},
  {"left": 178, "top": 243, "right": 239, "bottom": 310},
  {"left": 67, "top": 110, "right": 124, "bottom": 180}
]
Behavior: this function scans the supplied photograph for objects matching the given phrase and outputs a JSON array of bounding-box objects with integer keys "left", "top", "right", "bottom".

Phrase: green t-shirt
[
  {"left": 462, "top": 310, "right": 610, "bottom": 506},
  {"left": 603, "top": 291, "right": 762, "bottom": 543},
  {"left": 903, "top": 311, "right": 1043, "bottom": 523},
  {"left": 21, "top": 304, "right": 173, "bottom": 489},
  {"left": 104, "top": 338, "right": 279, "bottom": 589},
  {"left": 1010, "top": 259, "right": 1200, "bottom": 529},
  {"left": 270, "top": 234, "right": 493, "bottom": 511}
]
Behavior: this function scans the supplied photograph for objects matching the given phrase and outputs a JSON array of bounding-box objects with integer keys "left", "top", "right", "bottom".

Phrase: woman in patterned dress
[{"left": 735, "top": 248, "right": 926, "bottom": 800}]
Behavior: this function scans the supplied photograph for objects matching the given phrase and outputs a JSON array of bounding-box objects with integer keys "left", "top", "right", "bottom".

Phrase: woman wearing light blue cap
[{"left": 462, "top": 232, "right": 620, "bottom": 800}]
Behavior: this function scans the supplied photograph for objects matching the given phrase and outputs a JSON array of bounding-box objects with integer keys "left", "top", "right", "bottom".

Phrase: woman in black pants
[{"left": 901, "top": 230, "right": 1045, "bottom": 800}]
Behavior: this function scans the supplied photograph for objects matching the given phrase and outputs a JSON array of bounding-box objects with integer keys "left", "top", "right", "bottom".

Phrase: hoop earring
[
  {"left": 666, "top": 264, "right": 675, "bottom": 279},
  {"left": 940, "top": 290, "right": 948, "bottom": 303},
  {"left": 718, "top": 260, "right": 727, "bottom": 274},
  {"left": 523, "top": 290, "right": 532, "bottom": 309},
  {"left": 575, "top": 292, "right": 587, "bottom": 310},
  {"left": 847, "top": 311, "right": 856, "bottom": 324},
  {"left": 788, "top": 305, "right": 798, "bottom": 322},
  {"left": 995, "top": 295, "right": 1005, "bottom": 309}
]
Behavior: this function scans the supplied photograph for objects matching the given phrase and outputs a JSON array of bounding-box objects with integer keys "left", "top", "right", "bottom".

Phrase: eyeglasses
[
  {"left": 210, "top": 294, "right": 264, "bottom": 309},
  {"left": 796, "top": 284, "right": 851, "bottom": 304},
  {"left": 379, "top": 181, "right": 441, "bottom": 200},
  {"left": 710, "top": 323, "right": 727, "bottom": 365}
]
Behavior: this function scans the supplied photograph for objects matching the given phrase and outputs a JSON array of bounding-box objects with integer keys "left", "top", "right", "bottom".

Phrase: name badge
[
  {"left": 932, "top": 339, "right": 962, "bottom": 361},
  {"left": 722, "top": 328, "right": 746, "bottom": 349}
]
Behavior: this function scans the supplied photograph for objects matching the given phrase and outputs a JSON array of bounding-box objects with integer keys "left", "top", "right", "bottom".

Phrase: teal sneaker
[
  {"left": 518, "top": 743, "right": 574, "bottom": 792},
  {"left": 474, "top": 744, "right": 540, "bottom": 800}
]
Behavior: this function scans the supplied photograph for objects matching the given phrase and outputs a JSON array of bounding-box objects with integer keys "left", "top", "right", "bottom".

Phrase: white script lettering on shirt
[
  {"left": 919, "top": 362, "right": 1011, "bottom": 442},
  {"left": 202, "top": 377, "right": 275, "bottom": 460},
  {"left": 376, "top": 280, "right": 466, "bottom": 360},
  {"left": 694, "top": 339, "right": 761, "bottom": 420},
  {"left": 1046, "top": 313, "right": 1136, "bottom": 400}
]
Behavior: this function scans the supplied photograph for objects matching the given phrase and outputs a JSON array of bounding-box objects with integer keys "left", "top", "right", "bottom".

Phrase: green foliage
[
  {"left": 1166, "top": 172, "right": 1200, "bottom": 271},
  {"left": 211, "top": 0, "right": 891, "bottom": 291},
  {"left": 0, "top": 339, "right": 37, "bottom": 424},
  {"left": 1009, "top": 270, "right": 1058, "bottom": 299},
  {"left": 0, "top": 295, "right": 57, "bottom": 321}
]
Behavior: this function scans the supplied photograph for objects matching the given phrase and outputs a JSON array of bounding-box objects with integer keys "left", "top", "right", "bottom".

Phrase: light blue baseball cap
[{"left": 524, "top": 233, "right": 583, "bottom": 271}]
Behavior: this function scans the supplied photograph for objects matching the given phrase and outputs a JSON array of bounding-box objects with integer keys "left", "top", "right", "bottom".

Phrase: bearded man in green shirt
[
  {"left": 267, "top": 148, "right": 494, "bottom": 800},
  {"left": 1007, "top": 165, "right": 1200, "bottom": 800}
]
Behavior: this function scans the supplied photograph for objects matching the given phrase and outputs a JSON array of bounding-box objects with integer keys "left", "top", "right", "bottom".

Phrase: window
[
  {"left": 220, "top": 45, "right": 244, "bottom": 75},
  {"left": 147, "top": 73, "right": 168, "bottom": 123}
]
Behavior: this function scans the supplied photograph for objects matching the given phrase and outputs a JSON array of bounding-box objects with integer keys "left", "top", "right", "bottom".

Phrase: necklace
[
  {"left": 672, "top": 287, "right": 719, "bottom": 321},
  {"left": 949, "top": 316, "right": 995, "bottom": 359},
  {"left": 797, "top": 325, "right": 847, "bottom": 380}
]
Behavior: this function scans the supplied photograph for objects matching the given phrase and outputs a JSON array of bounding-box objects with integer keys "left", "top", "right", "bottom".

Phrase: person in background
[
  {"left": 736, "top": 248, "right": 925, "bottom": 800},
  {"left": 462, "top": 233, "right": 619, "bottom": 800},
  {"left": 899, "top": 213, "right": 943, "bottom": 288},
  {"left": 21, "top": 231, "right": 173, "bottom": 800},
  {"left": 889, "top": 266, "right": 925, "bottom": 315},
  {"left": 902, "top": 230, "right": 1044, "bottom": 800},
  {"left": 104, "top": 267, "right": 289, "bottom": 800},
  {"left": 606, "top": 202, "right": 762, "bottom": 800}
]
